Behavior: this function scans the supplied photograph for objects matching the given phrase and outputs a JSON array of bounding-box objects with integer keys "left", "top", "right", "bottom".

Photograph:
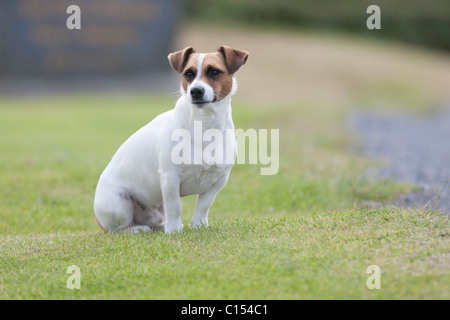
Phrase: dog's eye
[
  {"left": 207, "top": 68, "right": 223, "bottom": 78},
  {"left": 184, "top": 70, "right": 195, "bottom": 80}
]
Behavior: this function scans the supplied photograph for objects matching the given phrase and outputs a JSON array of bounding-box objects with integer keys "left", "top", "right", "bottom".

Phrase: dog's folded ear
[
  {"left": 168, "top": 46, "right": 196, "bottom": 73},
  {"left": 218, "top": 46, "right": 249, "bottom": 74}
]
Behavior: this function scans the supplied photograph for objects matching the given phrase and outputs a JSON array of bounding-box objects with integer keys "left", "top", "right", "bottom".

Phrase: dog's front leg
[
  {"left": 191, "top": 175, "right": 229, "bottom": 229},
  {"left": 161, "top": 173, "right": 183, "bottom": 233}
]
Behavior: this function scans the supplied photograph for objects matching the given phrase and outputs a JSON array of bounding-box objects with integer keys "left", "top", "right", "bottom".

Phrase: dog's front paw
[
  {"left": 165, "top": 221, "right": 183, "bottom": 234},
  {"left": 191, "top": 217, "right": 208, "bottom": 229}
]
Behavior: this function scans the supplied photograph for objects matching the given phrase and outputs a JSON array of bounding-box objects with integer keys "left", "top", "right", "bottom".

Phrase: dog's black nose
[{"left": 190, "top": 87, "right": 205, "bottom": 99}]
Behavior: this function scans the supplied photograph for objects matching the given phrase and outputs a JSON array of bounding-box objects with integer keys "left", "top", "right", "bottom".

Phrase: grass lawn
[
  {"left": 1, "top": 25, "right": 449, "bottom": 299},
  {"left": 1, "top": 210, "right": 448, "bottom": 299}
]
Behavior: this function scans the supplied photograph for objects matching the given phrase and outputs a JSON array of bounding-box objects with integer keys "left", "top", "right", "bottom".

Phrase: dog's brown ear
[
  {"left": 218, "top": 45, "right": 249, "bottom": 74},
  {"left": 168, "top": 46, "right": 196, "bottom": 73}
]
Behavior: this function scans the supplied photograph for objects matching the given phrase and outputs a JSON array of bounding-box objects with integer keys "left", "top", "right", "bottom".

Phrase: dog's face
[{"left": 168, "top": 46, "right": 249, "bottom": 107}]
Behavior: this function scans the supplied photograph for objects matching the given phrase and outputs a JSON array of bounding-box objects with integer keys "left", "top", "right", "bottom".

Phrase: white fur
[{"left": 94, "top": 67, "right": 237, "bottom": 234}]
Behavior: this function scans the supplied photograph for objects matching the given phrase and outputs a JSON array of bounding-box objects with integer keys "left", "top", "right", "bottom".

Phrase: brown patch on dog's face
[
  {"left": 180, "top": 53, "right": 200, "bottom": 93},
  {"left": 199, "top": 53, "right": 233, "bottom": 102}
]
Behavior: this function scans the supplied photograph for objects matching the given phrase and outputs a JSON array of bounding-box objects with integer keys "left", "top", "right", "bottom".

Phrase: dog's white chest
[{"left": 179, "top": 162, "right": 232, "bottom": 196}]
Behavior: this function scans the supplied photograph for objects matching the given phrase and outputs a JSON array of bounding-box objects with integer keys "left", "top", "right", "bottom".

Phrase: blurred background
[
  {"left": 1, "top": 0, "right": 450, "bottom": 235},
  {"left": 1, "top": 0, "right": 449, "bottom": 85}
]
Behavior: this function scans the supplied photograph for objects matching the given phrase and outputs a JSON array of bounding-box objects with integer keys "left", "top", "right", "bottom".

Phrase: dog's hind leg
[
  {"left": 120, "top": 225, "right": 153, "bottom": 234},
  {"left": 94, "top": 185, "right": 137, "bottom": 233},
  {"left": 133, "top": 201, "right": 165, "bottom": 232}
]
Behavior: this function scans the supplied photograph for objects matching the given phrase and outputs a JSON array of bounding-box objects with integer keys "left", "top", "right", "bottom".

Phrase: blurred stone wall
[{"left": 0, "top": 0, "right": 180, "bottom": 77}]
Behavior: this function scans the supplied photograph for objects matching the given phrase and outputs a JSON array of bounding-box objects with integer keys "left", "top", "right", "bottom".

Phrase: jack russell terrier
[{"left": 94, "top": 45, "right": 249, "bottom": 233}]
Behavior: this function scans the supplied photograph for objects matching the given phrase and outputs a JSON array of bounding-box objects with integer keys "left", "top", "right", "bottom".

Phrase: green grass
[
  {"left": 1, "top": 210, "right": 448, "bottom": 299},
  {"left": 0, "top": 93, "right": 448, "bottom": 299}
]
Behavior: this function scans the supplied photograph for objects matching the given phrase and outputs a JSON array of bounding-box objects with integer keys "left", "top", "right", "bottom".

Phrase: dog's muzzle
[
  {"left": 190, "top": 86, "right": 216, "bottom": 106},
  {"left": 190, "top": 87, "right": 205, "bottom": 101}
]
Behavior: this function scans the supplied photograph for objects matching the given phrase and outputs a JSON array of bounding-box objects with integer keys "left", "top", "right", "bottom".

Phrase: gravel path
[{"left": 350, "top": 107, "right": 450, "bottom": 213}]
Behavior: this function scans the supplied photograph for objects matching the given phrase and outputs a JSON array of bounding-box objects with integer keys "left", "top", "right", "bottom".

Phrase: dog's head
[{"left": 168, "top": 46, "right": 249, "bottom": 107}]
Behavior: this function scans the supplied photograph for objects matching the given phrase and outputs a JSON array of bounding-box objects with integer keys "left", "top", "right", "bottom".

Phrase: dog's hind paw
[{"left": 121, "top": 225, "right": 153, "bottom": 234}]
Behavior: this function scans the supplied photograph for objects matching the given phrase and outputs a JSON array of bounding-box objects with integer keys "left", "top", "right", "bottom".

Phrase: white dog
[{"left": 94, "top": 46, "right": 249, "bottom": 233}]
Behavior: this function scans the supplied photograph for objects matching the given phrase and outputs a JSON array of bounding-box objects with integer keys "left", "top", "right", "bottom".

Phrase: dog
[{"left": 94, "top": 45, "right": 249, "bottom": 233}]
